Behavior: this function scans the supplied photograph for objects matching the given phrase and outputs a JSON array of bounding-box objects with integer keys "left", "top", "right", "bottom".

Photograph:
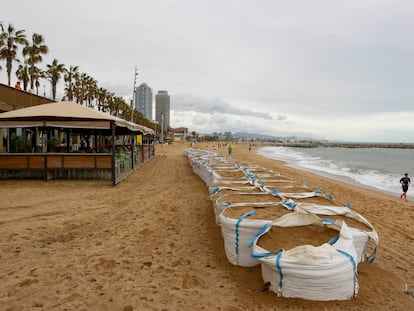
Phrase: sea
[{"left": 257, "top": 146, "right": 414, "bottom": 198}]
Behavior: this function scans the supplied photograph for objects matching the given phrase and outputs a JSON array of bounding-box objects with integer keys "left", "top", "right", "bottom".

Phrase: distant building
[
  {"left": 135, "top": 83, "right": 153, "bottom": 120},
  {"left": 155, "top": 90, "right": 170, "bottom": 134},
  {"left": 170, "top": 127, "right": 188, "bottom": 142}
]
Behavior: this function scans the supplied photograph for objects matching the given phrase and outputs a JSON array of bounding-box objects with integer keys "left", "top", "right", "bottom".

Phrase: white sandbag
[
  {"left": 271, "top": 188, "right": 327, "bottom": 200},
  {"left": 214, "top": 192, "right": 281, "bottom": 225},
  {"left": 251, "top": 213, "right": 359, "bottom": 301},
  {"left": 209, "top": 185, "right": 258, "bottom": 195},
  {"left": 219, "top": 210, "right": 272, "bottom": 267},
  {"left": 294, "top": 203, "right": 379, "bottom": 263}
]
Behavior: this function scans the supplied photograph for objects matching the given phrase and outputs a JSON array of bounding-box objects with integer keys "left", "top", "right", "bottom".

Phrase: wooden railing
[{"left": 0, "top": 153, "right": 112, "bottom": 180}]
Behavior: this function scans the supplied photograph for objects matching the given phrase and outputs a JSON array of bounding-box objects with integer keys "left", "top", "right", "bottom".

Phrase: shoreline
[
  {"left": 263, "top": 141, "right": 414, "bottom": 149},
  {"left": 259, "top": 151, "right": 413, "bottom": 201},
  {"left": 199, "top": 142, "right": 413, "bottom": 205},
  {"left": 255, "top": 145, "right": 414, "bottom": 201}
]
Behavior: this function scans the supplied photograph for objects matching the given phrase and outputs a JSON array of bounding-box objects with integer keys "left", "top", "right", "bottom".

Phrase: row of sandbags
[{"left": 185, "top": 148, "right": 379, "bottom": 301}]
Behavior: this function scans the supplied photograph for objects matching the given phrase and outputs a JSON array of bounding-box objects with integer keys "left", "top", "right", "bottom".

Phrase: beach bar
[{"left": 0, "top": 101, "right": 154, "bottom": 185}]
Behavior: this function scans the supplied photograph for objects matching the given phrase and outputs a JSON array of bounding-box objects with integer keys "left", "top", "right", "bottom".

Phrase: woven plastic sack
[{"left": 250, "top": 213, "right": 359, "bottom": 301}]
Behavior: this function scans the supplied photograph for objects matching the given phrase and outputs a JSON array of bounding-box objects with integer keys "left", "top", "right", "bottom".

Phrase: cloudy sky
[{"left": 2, "top": 0, "right": 414, "bottom": 142}]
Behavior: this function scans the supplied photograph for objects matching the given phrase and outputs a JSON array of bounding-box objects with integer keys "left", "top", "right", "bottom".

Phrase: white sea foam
[{"left": 257, "top": 146, "right": 409, "bottom": 196}]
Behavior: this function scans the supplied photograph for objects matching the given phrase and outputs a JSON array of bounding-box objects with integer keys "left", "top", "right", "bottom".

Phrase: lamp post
[
  {"left": 161, "top": 112, "right": 164, "bottom": 143},
  {"left": 130, "top": 66, "right": 138, "bottom": 122},
  {"left": 154, "top": 120, "right": 157, "bottom": 143}
]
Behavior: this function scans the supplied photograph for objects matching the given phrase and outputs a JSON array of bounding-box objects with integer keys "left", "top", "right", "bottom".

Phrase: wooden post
[
  {"left": 131, "top": 132, "right": 135, "bottom": 170},
  {"left": 0, "top": 129, "right": 3, "bottom": 153},
  {"left": 111, "top": 121, "right": 116, "bottom": 185}
]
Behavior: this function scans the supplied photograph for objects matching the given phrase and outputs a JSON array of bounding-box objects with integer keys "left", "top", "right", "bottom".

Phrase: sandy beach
[{"left": 0, "top": 142, "right": 413, "bottom": 310}]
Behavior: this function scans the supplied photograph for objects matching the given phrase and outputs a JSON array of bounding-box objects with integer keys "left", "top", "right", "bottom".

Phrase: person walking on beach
[
  {"left": 228, "top": 145, "right": 232, "bottom": 156},
  {"left": 400, "top": 173, "right": 411, "bottom": 202}
]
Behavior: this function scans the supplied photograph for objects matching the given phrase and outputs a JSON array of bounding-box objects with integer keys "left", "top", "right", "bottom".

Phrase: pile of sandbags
[{"left": 185, "top": 148, "right": 379, "bottom": 301}]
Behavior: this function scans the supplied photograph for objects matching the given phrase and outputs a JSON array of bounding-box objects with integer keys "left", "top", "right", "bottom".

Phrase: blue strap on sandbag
[
  {"left": 235, "top": 211, "right": 256, "bottom": 256},
  {"left": 315, "top": 189, "right": 322, "bottom": 195},
  {"left": 251, "top": 248, "right": 282, "bottom": 258},
  {"left": 251, "top": 251, "right": 274, "bottom": 258},
  {"left": 211, "top": 187, "right": 220, "bottom": 195},
  {"left": 282, "top": 200, "right": 297, "bottom": 210},
  {"left": 275, "top": 251, "right": 284, "bottom": 290},
  {"left": 246, "top": 173, "right": 255, "bottom": 179},
  {"left": 321, "top": 217, "right": 335, "bottom": 224},
  {"left": 336, "top": 249, "right": 358, "bottom": 289},
  {"left": 328, "top": 236, "right": 339, "bottom": 245},
  {"left": 270, "top": 189, "right": 279, "bottom": 196},
  {"left": 219, "top": 201, "right": 231, "bottom": 207},
  {"left": 248, "top": 223, "right": 271, "bottom": 248}
]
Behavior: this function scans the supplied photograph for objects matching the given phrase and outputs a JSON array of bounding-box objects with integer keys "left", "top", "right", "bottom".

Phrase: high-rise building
[
  {"left": 135, "top": 83, "right": 153, "bottom": 120},
  {"left": 155, "top": 90, "right": 170, "bottom": 133}
]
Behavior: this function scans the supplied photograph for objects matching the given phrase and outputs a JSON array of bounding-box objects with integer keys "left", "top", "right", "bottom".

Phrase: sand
[{"left": 0, "top": 142, "right": 413, "bottom": 310}]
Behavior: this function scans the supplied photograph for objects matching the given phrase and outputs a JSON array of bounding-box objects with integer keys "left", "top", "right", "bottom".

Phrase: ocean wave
[{"left": 257, "top": 146, "right": 404, "bottom": 195}]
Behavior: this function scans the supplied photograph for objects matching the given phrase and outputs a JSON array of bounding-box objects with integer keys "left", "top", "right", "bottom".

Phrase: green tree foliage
[
  {"left": 0, "top": 22, "right": 27, "bottom": 86},
  {"left": 23, "top": 32, "right": 48, "bottom": 90},
  {"left": 45, "top": 58, "right": 66, "bottom": 100}
]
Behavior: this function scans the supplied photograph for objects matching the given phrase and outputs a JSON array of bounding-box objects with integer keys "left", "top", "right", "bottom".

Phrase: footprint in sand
[
  {"left": 182, "top": 274, "right": 206, "bottom": 289},
  {"left": 94, "top": 258, "right": 117, "bottom": 270},
  {"left": 18, "top": 278, "right": 39, "bottom": 287}
]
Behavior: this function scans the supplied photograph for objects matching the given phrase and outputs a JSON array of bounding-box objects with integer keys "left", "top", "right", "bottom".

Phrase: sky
[{"left": 2, "top": 0, "right": 414, "bottom": 142}]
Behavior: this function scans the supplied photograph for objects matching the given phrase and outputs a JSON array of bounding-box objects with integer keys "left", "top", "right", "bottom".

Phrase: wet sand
[{"left": 0, "top": 142, "right": 413, "bottom": 310}]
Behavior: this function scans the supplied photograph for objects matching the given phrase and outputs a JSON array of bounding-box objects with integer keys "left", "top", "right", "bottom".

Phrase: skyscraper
[
  {"left": 155, "top": 90, "right": 170, "bottom": 132},
  {"left": 135, "top": 83, "right": 153, "bottom": 120}
]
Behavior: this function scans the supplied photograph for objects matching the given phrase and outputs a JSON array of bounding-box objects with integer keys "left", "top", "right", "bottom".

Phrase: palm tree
[
  {"left": 64, "top": 65, "right": 79, "bottom": 101},
  {"left": 106, "top": 92, "right": 116, "bottom": 115},
  {"left": 85, "top": 76, "right": 97, "bottom": 107},
  {"left": 96, "top": 87, "right": 108, "bottom": 111},
  {"left": 116, "top": 96, "right": 130, "bottom": 119},
  {"left": 32, "top": 66, "right": 45, "bottom": 95},
  {"left": 23, "top": 33, "right": 48, "bottom": 90},
  {"left": 45, "top": 59, "right": 66, "bottom": 100},
  {"left": 0, "top": 22, "right": 28, "bottom": 86},
  {"left": 101, "top": 91, "right": 114, "bottom": 113},
  {"left": 15, "top": 63, "right": 30, "bottom": 91},
  {"left": 74, "top": 72, "right": 91, "bottom": 105}
]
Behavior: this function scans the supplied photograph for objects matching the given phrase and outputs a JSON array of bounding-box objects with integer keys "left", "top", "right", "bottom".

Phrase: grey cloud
[
  {"left": 101, "top": 83, "right": 132, "bottom": 98},
  {"left": 171, "top": 94, "right": 273, "bottom": 120}
]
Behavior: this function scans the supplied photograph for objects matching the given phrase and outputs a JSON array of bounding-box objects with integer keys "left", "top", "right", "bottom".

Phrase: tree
[
  {"left": 64, "top": 65, "right": 79, "bottom": 101},
  {"left": 85, "top": 76, "right": 97, "bottom": 107},
  {"left": 73, "top": 72, "right": 91, "bottom": 105},
  {"left": 105, "top": 92, "right": 115, "bottom": 114},
  {"left": 15, "top": 63, "right": 30, "bottom": 91},
  {"left": 23, "top": 33, "right": 48, "bottom": 90},
  {"left": 96, "top": 87, "right": 108, "bottom": 111},
  {"left": 0, "top": 22, "right": 27, "bottom": 86},
  {"left": 113, "top": 96, "right": 127, "bottom": 118},
  {"left": 46, "top": 58, "right": 66, "bottom": 100},
  {"left": 32, "top": 66, "right": 45, "bottom": 95}
]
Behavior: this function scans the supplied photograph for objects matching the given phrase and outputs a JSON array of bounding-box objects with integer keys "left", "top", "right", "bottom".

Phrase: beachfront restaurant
[{"left": 0, "top": 101, "right": 155, "bottom": 185}]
